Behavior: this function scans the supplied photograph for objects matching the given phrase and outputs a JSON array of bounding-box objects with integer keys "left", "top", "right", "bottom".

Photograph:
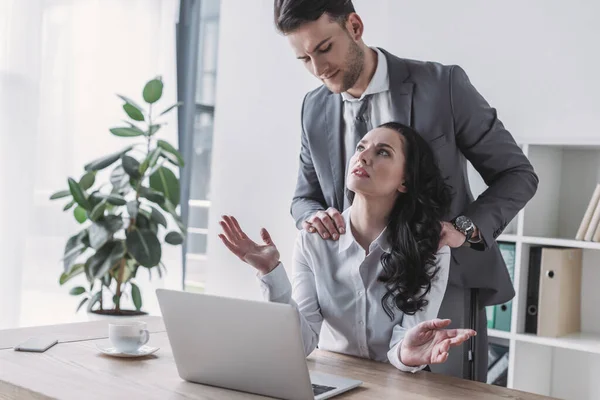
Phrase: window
[{"left": 185, "top": 0, "right": 220, "bottom": 292}]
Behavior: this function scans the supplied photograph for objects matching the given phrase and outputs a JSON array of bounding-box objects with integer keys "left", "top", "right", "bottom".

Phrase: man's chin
[{"left": 322, "top": 80, "right": 346, "bottom": 94}]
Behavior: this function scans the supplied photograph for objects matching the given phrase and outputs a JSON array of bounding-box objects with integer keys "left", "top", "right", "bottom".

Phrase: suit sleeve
[
  {"left": 450, "top": 66, "right": 538, "bottom": 248},
  {"left": 290, "top": 93, "right": 327, "bottom": 229}
]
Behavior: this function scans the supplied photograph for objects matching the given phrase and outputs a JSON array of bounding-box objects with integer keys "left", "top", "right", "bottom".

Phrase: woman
[{"left": 218, "top": 122, "right": 476, "bottom": 372}]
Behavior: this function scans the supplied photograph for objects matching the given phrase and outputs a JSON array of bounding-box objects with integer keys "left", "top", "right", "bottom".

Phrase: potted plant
[{"left": 50, "top": 77, "right": 186, "bottom": 317}]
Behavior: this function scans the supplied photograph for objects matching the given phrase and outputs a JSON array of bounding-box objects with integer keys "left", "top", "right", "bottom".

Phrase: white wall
[{"left": 206, "top": 0, "right": 600, "bottom": 299}]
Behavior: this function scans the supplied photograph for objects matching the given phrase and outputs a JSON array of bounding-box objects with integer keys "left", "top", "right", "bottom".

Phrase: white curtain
[{"left": 0, "top": 0, "right": 181, "bottom": 329}]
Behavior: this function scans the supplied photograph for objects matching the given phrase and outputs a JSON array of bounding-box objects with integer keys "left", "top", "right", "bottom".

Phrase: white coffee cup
[{"left": 108, "top": 321, "right": 150, "bottom": 353}]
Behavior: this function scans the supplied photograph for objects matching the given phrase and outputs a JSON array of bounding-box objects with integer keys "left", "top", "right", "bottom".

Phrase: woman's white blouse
[{"left": 258, "top": 208, "right": 450, "bottom": 372}]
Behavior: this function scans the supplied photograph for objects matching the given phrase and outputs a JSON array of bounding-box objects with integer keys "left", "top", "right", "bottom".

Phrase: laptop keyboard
[{"left": 312, "top": 383, "right": 336, "bottom": 396}]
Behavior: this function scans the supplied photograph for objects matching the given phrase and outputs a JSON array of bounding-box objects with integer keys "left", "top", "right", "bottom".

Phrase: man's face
[{"left": 287, "top": 14, "right": 364, "bottom": 94}]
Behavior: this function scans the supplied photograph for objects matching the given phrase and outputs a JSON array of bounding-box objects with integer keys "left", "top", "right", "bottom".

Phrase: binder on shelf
[
  {"left": 593, "top": 220, "right": 600, "bottom": 242},
  {"left": 575, "top": 183, "right": 600, "bottom": 240},
  {"left": 487, "top": 343, "right": 509, "bottom": 387},
  {"left": 584, "top": 193, "right": 600, "bottom": 241},
  {"left": 493, "top": 243, "right": 515, "bottom": 332},
  {"left": 486, "top": 306, "right": 495, "bottom": 329},
  {"left": 525, "top": 246, "right": 542, "bottom": 334},
  {"left": 537, "top": 247, "right": 582, "bottom": 338}
]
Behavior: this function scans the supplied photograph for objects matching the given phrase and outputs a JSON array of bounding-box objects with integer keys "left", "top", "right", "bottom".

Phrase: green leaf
[
  {"left": 87, "top": 291, "right": 102, "bottom": 312},
  {"left": 131, "top": 283, "right": 142, "bottom": 311},
  {"left": 150, "top": 206, "right": 167, "bottom": 227},
  {"left": 150, "top": 167, "right": 180, "bottom": 206},
  {"left": 74, "top": 206, "right": 88, "bottom": 223},
  {"left": 59, "top": 264, "right": 85, "bottom": 285},
  {"left": 157, "top": 140, "right": 184, "bottom": 167},
  {"left": 139, "top": 186, "right": 165, "bottom": 204},
  {"left": 63, "top": 231, "right": 87, "bottom": 273},
  {"left": 68, "top": 178, "right": 91, "bottom": 210},
  {"left": 70, "top": 286, "right": 86, "bottom": 296},
  {"left": 123, "top": 103, "right": 145, "bottom": 121},
  {"left": 102, "top": 274, "right": 112, "bottom": 287},
  {"left": 147, "top": 124, "right": 161, "bottom": 136},
  {"left": 143, "top": 78, "right": 163, "bottom": 104},
  {"left": 88, "top": 215, "right": 124, "bottom": 250},
  {"left": 126, "top": 229, "right": 161, "bottom": 268},
  {"left": 91, "top": 193, "right": 127, "bottom": 206},
  {"left": 110, "top": 165, "right": 130, "bottom": 191},
  {"left": 159, "top": 149, "right": 182, "bottom": 167},
  {"left": 84, "top": 147, "right": 133, "bottom": 172},
  {"left": 86, "top": 241, "right": 126, "bottom": 281},
  {"left": 136, "top": 211, "right": 158, "bottom": 234},
  {"left": 117, "top": 95, "right": 144, "bottom": 112},
  {"left": 88, "top": 200, "right": 107, "bottom": 221},
  {"left": 76, "top": 297, "right": 89, "bottom": 313},
  {"left": 79, "top": 172, "right": 96, "bottom": 190},
  {"left": 63, "top": 200, "right": 76, "bottom": 211},
  {"left": 127, "top": 200, "right": 139, "bottom": 219},
  {"left": 50, "top": 190, "right": 71, "bottom": 200},
  {"left": 110, "top": 127, "right": 144, "bottom": 137},
  {"left": 165, "top": 231, "right": 184, "bottom": 245},
  {"left": 119, "top": 259, "right": 138, "bottom": 283},
  {"left": 161, "top": 199, "right": 186, "bottom": 233},
  {"left": 139, "top": 147, "right": 160, "bottom": 175},
  {"left": 122, "top": 155, "right": 142, "bottom": 179},
  {"left": 159, "top": 101, "right": 182, "bottom": 116}
]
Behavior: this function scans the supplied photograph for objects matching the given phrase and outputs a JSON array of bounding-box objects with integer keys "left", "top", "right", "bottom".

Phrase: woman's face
[{"left": 346, "top": 127, "right": 407, "bottom": 198}]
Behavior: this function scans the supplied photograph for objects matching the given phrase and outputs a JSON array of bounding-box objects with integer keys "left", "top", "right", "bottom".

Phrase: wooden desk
[{"left": 0, "top": 318, "right": 556, "bottom": 400}]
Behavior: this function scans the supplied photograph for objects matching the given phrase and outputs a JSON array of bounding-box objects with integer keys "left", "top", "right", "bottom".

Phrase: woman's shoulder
[
  {"left": 436, "top": 245, "right": 451, "bottom": 256},
  {"left": 295, "top": 229, "right": 339, "bottom": 255}
]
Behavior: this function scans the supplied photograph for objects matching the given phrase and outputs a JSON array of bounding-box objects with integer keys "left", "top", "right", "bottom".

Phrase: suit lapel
[
  {"left": 325, "top": 93, "right": 344, "bottom": 210},
  {"left": 380, "top": 48, "right": 414, "bottom": 127}
]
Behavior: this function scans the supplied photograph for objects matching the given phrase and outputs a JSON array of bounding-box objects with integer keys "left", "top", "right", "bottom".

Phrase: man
[{"left": 275, "top": 0, "right": 538, "bottom": 382}]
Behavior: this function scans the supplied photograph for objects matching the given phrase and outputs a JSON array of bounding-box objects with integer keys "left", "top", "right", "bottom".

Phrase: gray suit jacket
[{"left": 291, "top": 48, "right": 538, "bottom": 306}]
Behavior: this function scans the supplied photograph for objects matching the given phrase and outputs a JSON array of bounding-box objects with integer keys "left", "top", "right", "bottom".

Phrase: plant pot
[{"left": 87, "top": 309, "right": 148, "bottom": 321}]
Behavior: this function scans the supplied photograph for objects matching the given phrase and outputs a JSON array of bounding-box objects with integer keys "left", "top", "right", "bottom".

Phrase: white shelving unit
[{"left": 468, "top": 142, "right": 600, "bottom": 400}]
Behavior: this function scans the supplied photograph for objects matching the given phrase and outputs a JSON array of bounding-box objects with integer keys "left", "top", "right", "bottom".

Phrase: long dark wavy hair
[{"left": 347, "top": 122, "right": 453, "bottom": 319}]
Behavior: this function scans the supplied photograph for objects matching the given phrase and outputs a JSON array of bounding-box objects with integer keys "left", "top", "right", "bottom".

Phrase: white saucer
[{"left": 96, "top": 344, "right": 159, "bottom": 358}]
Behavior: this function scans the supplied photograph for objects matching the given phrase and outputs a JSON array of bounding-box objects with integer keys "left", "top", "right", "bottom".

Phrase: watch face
[{"left": 455, "top": 216, "right": 473, "bottom": 231}]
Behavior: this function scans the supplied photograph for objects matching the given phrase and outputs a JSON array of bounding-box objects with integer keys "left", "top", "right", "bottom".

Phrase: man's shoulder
[
  {"left": 300, "top": 84, "right": 332, "bottom": 119},
  {"left": 303, "top": 84, "right": 331, "bottom": 105},
  {"left": 380, "top": 48, "right": 458, "bottom": 83}
]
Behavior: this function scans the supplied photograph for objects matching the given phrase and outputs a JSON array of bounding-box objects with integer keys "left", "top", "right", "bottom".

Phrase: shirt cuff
[
  {"left": 257, "top": 262, "right": 292, "bottom": 303},
  {"left": 388, "top": 340, "right": 427, "bottom": 373}
]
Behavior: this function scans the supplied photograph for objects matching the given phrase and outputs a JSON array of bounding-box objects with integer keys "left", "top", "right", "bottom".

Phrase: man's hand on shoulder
[
  {"left": 438, "top": 221, "right": 468, "bottom": 250},
  {"left": 302, "top": 207, "right": 345, "bottom": 241}
]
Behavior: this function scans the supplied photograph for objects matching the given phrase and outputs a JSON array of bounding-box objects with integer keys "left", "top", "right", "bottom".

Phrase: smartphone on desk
[{"left": 14, "top": 337, "right": 58, "bottom": 353}]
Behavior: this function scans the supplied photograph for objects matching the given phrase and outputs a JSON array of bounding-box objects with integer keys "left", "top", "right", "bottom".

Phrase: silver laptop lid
[{"left": 156, "top": 289, "right": 314, "bottom": 400}]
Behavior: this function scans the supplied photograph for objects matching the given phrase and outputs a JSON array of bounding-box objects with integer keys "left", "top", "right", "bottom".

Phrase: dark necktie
[{"left": 353, "top": 95, "right": 371, "bottom": 143}]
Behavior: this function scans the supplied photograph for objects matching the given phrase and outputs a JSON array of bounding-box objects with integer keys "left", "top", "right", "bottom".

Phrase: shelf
[
  {"left": 514, "top": 332, "right": 600, "bottom": 355},
  {"left": 488, "top": 329, "right": 513, "bottom": 340},
  {"left": 520, "top": 236, "right": 600, "bottom": 250},
  {"left": 497, "top": 234, "right": 519, "bottom": 243}
]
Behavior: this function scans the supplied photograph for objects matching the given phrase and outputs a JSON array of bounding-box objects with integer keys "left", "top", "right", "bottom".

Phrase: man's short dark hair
[{"left": 273, "top": 0, "right": 356, "bottom": 34}]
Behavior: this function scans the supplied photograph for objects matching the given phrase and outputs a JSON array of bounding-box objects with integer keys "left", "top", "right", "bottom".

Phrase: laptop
[{"left": 156, "top": 289, "right": 362, "bottom": 400}]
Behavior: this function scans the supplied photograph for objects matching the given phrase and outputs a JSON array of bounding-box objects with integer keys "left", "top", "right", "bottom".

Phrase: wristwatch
[{"left": 453, "top": 215, "right": 475, "bottom": 243}]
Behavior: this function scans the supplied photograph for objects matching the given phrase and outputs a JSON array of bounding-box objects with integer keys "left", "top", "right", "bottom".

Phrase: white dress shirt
[
  {"left": 259, "top": 207, "right": 450, "bottom": 372},
  {"left": 342, "top": 47, "right": 395, "bottom": 210}
]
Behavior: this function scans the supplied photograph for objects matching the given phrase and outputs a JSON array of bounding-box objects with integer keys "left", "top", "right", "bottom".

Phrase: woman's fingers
[
  {"left": 229, "top": 215, "right": 247, "bottom": 240},
  {"left": 260, "top": 228, "right": 274, "bottom": 245},
  {"left": 219, "top": 218, "right": 237, "bottom": 243},
  {"left": 222, "top": 215, "right": 242, "bottom": 241},
  {"left": 218, "top": 233, "right": 243, "bottom": 259}
]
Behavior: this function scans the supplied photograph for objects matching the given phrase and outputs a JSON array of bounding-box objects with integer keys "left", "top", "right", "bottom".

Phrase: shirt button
[
  {"left": 357, "top": 291, "right": 363, "bottom": 296},
  {"left": 359, "top": 321, "right": 365, "bottom": 326}
]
